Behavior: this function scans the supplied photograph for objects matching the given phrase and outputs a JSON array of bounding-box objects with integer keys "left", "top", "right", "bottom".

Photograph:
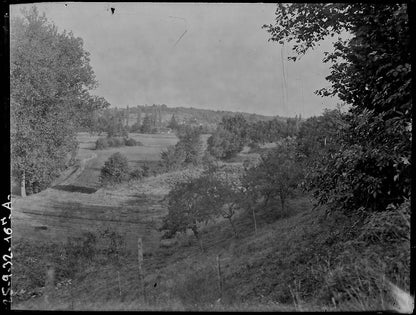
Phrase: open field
[
  {"left": 11, "top": 133, "right": 183, "bottom": 249},
  {"left": 74, "top": 132, "right": 179, "bottom": 188}
]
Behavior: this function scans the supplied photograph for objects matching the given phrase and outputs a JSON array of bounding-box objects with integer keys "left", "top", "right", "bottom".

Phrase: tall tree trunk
[
  {"left": 21, "top": 170, "right": 26, "bottom": 197},
  {"left": 252, "top": 207, "right": 257, "bottom": 235}
]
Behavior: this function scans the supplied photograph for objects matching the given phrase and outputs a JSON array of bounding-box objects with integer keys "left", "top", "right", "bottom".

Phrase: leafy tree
[
  {"left": 284, "top": 117, "right": 300, "bottom": 137},
  {"left": 161, "top": 176, "right": 218, "bottom": 251},
  {"left": 79, "top": 96, "right": 110, "bottom": 133},
  {"left": 203, "top": 169, "right": 243, "bottom": 238},
  {"left": 240, "top": 168, "right": 262, "bottom": 235},
  {"left": 207, "top": 127, "right": 244, "bottom": 160},
  {"left": 129, "top": 108, "right": 142, "bottom": 132},
  {"left": 175, "top": 125, "right": 203, "bottom": 165},
  {"left": 243, "top": 138, "right": 303, "bottom": 211},
  {"left": 101, "top": 110, "right": 129, "bottom": 138},
  {"left": 99, "top": 152, "right": 130, "bottom": 185},
  {"left": 160, "top": 145, "right": 186, "bottom": 171},
  {"left": 167, "top": 114, "right": 179, "bottom": 130},
  {"left": 247, "top": 118, "right": 286, "bottom": 144},
  {"left": 219, "top": 114, "right": 249, "bottom": 142},
  {"left": 95, "top": 138, "right": 109, "bottom": 150},
  {"left": 265, "top": 3, "right": 411, "bottom": 213},
  {"left": 10, "top": 7, "right": 105, "bottom": 196},
  {"left": 297, "top": 108, "right": 348, "bottom": 161},
  {"left": 140, "top": 114, "right": 153, "bottom": 133}
]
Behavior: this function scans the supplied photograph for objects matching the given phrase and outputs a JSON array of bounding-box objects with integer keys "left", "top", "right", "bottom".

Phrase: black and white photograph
[{"left": 7, "top": 2, "right": 413, "bottom": 311}]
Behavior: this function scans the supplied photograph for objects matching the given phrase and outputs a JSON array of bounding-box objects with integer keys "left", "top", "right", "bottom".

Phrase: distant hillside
[{"left": 113, "top": 104, "right": 287, "bottom": 130}]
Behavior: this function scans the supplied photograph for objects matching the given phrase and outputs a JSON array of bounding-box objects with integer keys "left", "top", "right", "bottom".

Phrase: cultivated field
[{"left": 12, "top": 133, "right": 180, "bottom": 249}]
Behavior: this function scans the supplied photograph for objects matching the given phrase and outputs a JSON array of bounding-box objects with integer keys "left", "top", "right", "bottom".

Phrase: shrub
[
  {"left": 142, "top": 163, "right": 150, "bottom": 177},
  {"left": 106, "top": 137, "right": 115, "bottom": 147},
  {"left": 112, "top": 137, "right": 124, "bottom": 147},
  {"left": 175, "top": 126, "right": 203, "bottom": 165},
  {"left": 95, "top": 138, "right": 109, "bottom": 150},
  {"left": 129, "top": 168, "right": 144, "bottom": 180},
  {"left": 100, "top": 152, "right": 130, "bottom": 185},
  {"left": 125, "top": 138, "right": 138, "bottom": 146},
  {"left": 160, "top": 145, "right": 186, "bottom": 171}
]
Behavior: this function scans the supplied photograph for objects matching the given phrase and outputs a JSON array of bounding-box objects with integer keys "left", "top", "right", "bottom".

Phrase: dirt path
[
  {"left": 12, "top": 148, "right": 167, "bottom": 252},
  {"left": 52, "top": 152, "right": 97, "bottom": 187}
]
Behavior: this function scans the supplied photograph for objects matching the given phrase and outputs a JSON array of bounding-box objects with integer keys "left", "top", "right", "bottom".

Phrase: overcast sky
[{"left": 11, "top": 2, "right": 340, "bottom": 117}]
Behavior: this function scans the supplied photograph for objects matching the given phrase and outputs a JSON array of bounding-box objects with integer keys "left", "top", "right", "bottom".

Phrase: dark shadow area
[
  {"left": 120, "top": 193, "right": 166, "bottom": 207},
  {"left": 52, "top": 185, "right": 97, "bottom": 194},
  {"left": 34, "top": 225, "right": 48, "bottom": 231}
]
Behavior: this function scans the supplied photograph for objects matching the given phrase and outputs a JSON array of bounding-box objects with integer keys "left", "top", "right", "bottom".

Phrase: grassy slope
[{"left": 11, "top": 136, "right": 410, "bottom": 311}]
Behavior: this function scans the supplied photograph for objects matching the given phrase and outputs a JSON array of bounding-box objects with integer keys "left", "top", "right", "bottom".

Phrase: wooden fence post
[
  {"left": 117, "top": 270, "right": 122, "bottom": 300},
  {"left": 216, "top": 254, "right": 223, "bottom": 301},
  {"left": 44, "top": 263, "right": 55, "bottom": 305},
  {"left": 252, "top": 208, "right": 257, "bottom": 235},
  {"left": 138, "top": 237, "right": 146, "bottom": 302},
  {"left": 21, "top": 170, "right": 26, "bottom": 197}
]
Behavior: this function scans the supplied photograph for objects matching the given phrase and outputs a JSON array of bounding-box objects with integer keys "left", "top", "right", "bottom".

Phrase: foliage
[
  {"left": 207, "top": 127, "right": 244, "bottom": 160},
  {"left": 175, "top": 125, "right": 203, "bottom": 165},
  {"left": 80, "top": 96, "right": 111, "bottom": 133},
  {"left": 243, "top": 138, "right": 303, "bottom": 210},
  {"left": 129, "top": 122, "right": 141, "bottom": 133},
  {"left": 265, "top": 3, "right": 411, "bottom": 213},
  {"left": 206, "top": 169, "right": 243, "bottom": 237},
  {"left": 95, "top": 137, "right": 140, "bottom": 150},
  {"left": 161, "top": 175, "right": 221, "bottom": 250},
  {"left": 99, "top": 152, "right": 130, "bottom": 185},
  {"left": 105, "top": 115, "right": 128, "bottom": 138},
  {"left": 124, "top": 137, "right": 141, "bottom": 146},
  {"left": 92, "top": 109, "right": 129, "bottom": 137},
  {"left": 167, "top": 114, "right": 180, "bottom": 130},
  {"left": 297, "top": 108, "right": 347, "bottom": 161},
  {"left": 160, "top": 145, "right": 186, "bottom": 171},
  {"left": 201, "top": 151, "right": 219, "bottom": 173},
  {"left": 247, "top": 118, "right": 286, "bottom": 144},
  {"left": 129, "top": 167, "right": 145, "bottom": 180},
  {"left": 219, "top": 114, "right": 249, "bottom": 142},
  {"left": 95, "top": 138, "right": 109, "bottom": 150},
  {"left": 140, "top": 114, "right": 158, "bottom": 133},
  {"left": 141, "top": 163, "right": 150, "bottom": 177},
  {"left": 10, "top": 7, "right": 108, "bottom": 195}
]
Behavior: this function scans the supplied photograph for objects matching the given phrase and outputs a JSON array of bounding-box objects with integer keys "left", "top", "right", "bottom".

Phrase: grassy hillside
[
  {"left": 11, "top": 137, "right": 410, "bottom": 311},
  {"left": 13, "top": 183, "right": 409, "bottom": 311}
]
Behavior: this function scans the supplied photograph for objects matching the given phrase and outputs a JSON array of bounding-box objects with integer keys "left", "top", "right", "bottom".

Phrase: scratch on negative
[{"left": 173, "top": 29, "right": 187, "bottom": 48}]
